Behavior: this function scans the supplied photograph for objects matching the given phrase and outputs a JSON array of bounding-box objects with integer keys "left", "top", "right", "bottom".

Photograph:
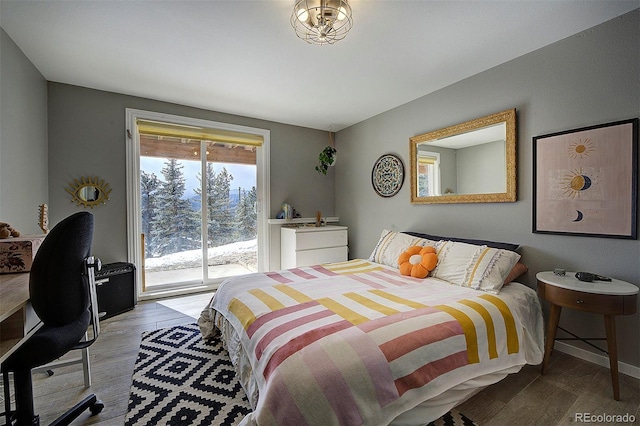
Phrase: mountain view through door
[{"left": 138, "top": 132, "right": 258, "bottom": 293}]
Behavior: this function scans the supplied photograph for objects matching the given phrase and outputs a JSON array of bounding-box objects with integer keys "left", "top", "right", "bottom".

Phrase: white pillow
[
  {"left": 432, "top": 240, "right": 520, "bottom": 294},
  {"left": 368, "top": 229, "right": 438, "bottom": 268}
]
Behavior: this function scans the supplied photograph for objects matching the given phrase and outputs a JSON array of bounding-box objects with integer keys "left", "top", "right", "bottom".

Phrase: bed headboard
[{"left": 403, "top": 232, "right": 519, "bottom": 251}]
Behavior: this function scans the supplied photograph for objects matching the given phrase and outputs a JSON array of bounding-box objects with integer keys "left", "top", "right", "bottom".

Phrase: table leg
[
  {"left": 541, "top": 303, "right": 561, "bottom": 374},
  {"left": 604, "top": 314, "right": 620, "bottom": 401}
]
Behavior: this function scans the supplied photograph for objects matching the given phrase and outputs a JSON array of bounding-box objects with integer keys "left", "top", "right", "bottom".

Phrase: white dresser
[{"left": 280, "top": 225, "right": 348, "bottom": 269}]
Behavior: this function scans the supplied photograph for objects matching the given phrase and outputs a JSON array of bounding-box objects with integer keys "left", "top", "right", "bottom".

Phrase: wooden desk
[
  {"left": 0, "top": 273, "right": 42, "bottom": 364},
  {"left": 537, "top": 271, "right": 638, "bottom": 401}
]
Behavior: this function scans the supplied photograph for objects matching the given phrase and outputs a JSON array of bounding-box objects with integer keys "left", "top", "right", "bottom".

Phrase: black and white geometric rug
[
  {"left": 125, "top": 323, "right": 251, "bottom": 426},
  {"left": 125, "top": 323, "right": 477, "bottom": 426},
  {"left": 428, "top": 410, "right": 477, "bottom": 426}
]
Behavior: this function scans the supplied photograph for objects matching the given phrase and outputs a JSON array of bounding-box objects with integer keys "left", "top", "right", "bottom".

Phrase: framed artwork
[
  {"left": 533, "top": 118, "right": 638, "bottom": 239},
  {"left": 372, "top": 154, "right": 405, "bottom": 197}
]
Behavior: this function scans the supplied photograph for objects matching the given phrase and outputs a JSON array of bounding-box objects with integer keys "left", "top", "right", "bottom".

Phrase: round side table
[{"left": 536, "top": 271, "right": 638, "bottom": 401}]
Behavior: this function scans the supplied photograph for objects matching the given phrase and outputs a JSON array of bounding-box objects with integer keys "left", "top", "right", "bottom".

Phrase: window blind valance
[
  {"left": 418, "top": 155, "right": 437, "bottom": 165},
  {"left": 136, "top": 120, "right": 263, "bottom": 147}
]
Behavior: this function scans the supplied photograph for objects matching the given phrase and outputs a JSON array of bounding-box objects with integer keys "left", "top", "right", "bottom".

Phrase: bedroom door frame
[{"left": 125, "top": 108, "right": 271, "bottom": 301}]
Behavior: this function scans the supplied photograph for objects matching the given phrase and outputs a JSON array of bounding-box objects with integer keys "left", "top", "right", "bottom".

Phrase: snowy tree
[
  {"left": 140, "top": 171, "right": 160, "bottom": 257},
  {"left": 196, "top": 164, "right": 235, "bottom": 247},
  {"left": 234, "top": 186, "right": 257, "bottom": 241},
  {"left": 151, "top": 159, "right": 200, "bottom": 256},
  {"left": 210, "top": 167, "right": 234, "bottom": 246}
]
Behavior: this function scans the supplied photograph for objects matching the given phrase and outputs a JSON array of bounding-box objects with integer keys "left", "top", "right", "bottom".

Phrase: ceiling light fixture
[{"left": 291, "top": 0, "right": 353, "bottom": 45}]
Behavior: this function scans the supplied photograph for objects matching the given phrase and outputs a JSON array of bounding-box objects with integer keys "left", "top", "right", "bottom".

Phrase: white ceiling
[{"left": 1, "top": 1, "right": 637, "bottom": 131}]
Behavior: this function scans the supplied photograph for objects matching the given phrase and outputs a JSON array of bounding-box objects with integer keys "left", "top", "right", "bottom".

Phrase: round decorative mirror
[{"left": 66, "top": 176, "right": 112, "bottom": 208}]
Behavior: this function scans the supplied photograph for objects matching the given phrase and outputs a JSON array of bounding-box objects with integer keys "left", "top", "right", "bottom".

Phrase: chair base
[
  {"left": 2, "top": 395, "right": 103, "bottom": 426},
  {"left": 49, "top": 394, "right": 104, "bottom": 426},
  {"left": 2, "top": 369, "right": 103, "bottom": 426},
  {"left": 0, "top": 414, "right": 40, "bottom": 426},
  {"left": 0, "top": 412, "right": 39, "bottom": 426}
]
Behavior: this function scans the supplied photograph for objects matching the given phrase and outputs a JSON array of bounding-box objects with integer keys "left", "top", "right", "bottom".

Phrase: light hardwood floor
[{"left": 5, "top": 292, "right": 639, "bottom": 425}]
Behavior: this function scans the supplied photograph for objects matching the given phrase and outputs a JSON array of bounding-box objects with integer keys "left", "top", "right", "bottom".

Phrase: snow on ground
[{"left": 145, "top": 239, "right": 257, "bottom": 271}]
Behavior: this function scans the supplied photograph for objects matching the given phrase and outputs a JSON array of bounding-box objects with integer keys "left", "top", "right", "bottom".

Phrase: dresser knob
[{"left": 576, "top": 300, "right": 584, "bottom": 304}]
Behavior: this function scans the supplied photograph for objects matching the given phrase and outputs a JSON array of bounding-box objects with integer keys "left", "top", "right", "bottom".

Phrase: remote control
[{"left": 575, "top": 272, "right": 612, "bottom": 282}]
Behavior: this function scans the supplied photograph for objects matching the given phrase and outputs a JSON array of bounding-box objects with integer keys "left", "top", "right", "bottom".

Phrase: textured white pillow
[
  {"left": 432, "top": 240, "right": 521, "bottom": 294},
  {"left": 368, "top": 229, "right": 438, "bottom": 268}
]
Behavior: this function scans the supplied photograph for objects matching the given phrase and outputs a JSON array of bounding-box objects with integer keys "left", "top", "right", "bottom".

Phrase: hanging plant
[
  {"left": 315, "top": 145, "right": 337, "bottom": 175},
  {"left": 316, "top": 129, "right": 337, "bottom": 175}
]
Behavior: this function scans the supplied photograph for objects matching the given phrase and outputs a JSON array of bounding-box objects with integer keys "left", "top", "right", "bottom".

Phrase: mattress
[{"left": 198, "top": 259, "right": 544, "bottom": 425}]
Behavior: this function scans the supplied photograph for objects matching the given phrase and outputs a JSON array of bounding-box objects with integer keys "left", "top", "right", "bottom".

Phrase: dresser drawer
[
  {"left": 294, "top": 246, "right": 348, "bottom": 268},
  {"left": 294, "top": 229, "right": 347, "bottom": 250},
  {"left": 538, "top": 281, "right": 626, "bottom": 314},
  {"left": 280, "top": 226, "right": 348, "bottom": 269}
]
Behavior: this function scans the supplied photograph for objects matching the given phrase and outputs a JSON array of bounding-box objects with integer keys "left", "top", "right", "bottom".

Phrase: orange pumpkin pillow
[{"left": 398, "top": 246, "right": 438, "bottom": 278}]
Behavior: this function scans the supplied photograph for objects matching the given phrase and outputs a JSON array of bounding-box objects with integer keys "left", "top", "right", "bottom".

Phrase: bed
[{"left": 198, "top": 230, "right": 544, "bottom": 425}]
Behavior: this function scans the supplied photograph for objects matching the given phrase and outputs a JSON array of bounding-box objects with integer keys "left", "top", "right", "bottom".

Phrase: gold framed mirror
[
  {"left": 66, "top": 176, "right": 112, "bottom": 209},
  {"left": 410, "top": 109, "right": 516, "bottom": 204}
]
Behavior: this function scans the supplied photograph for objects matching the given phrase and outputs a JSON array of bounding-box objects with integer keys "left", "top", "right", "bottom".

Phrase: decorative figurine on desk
[
  {"left": 39, "top": 203, "right": 50, "bottom": 234},
  {"left": 0, "top": 222, "right": 20, "bottom": 238}
]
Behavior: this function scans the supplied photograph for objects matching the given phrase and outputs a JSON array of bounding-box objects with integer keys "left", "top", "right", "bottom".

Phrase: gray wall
[
  {"left": 457, "top": 140, "right": 506, "bottom": 194},
  {"left": 0, "top": 28, "right": 48, "bottom": 234},
  {"left": 335, "top": 11, "right": 639, "bottom": 367},
  {"left": 47, "top": 84, "right": 336, "bottom": 264}
]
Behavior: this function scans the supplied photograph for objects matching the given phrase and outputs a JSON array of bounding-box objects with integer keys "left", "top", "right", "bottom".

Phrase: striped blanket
[{"left": 199, "top": 259, "right": 544, "bottom": 425}]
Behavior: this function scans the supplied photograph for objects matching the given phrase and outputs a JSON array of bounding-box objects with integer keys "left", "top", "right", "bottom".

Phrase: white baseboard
[{"left": 554, "top": 341, "right": 640, "bottom": 379}]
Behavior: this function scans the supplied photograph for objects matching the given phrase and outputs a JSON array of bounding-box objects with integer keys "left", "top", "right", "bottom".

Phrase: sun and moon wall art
[{"left": 533, "top": 118, "right": 637, "bottom": 239}]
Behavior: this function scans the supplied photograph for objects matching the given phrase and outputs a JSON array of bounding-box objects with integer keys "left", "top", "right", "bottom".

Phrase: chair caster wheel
[
  {"left": 46, "top": 370, "right": 54, "bottom": 377},
  {"left": 89, "top": 400, "right": 104, "bottom": 416}
]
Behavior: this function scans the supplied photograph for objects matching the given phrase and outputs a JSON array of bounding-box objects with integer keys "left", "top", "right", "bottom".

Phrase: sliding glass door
[{"left": 126, "top": 110, "right": 270, "bottom": 299}]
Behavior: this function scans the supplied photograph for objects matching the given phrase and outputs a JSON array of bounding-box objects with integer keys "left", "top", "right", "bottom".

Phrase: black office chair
[{"left": 1, "top": 212, "right": 104, "bottom": 426}]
